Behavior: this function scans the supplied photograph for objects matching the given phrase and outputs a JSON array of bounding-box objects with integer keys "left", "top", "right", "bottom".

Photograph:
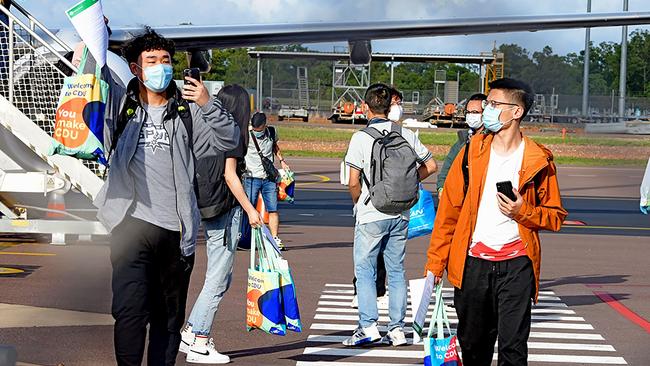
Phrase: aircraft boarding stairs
[{"left": 0, "top": 3, "right": 107, "bottom": 243}]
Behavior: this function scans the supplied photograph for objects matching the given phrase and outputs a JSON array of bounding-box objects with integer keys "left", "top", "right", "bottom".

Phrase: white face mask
[
  {"left": 387, "top": 104, "right": 403, "bottom": 122},
  {"left": 465, "top": 113, "right": 483, "bottom": 129}
]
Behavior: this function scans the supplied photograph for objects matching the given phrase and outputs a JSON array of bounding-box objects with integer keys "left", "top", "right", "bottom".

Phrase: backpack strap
[
  {"left": 361, "top": 126, "right": 385, "bottom": 139},
  {"left": 250, "top": 130, "right": 264, "bottom": 157},
  {"left": 176, "top": 98, "right": 193, "bottom": 150},
  {"left": 268, "top": 125, "right": 276, "bottom": 142},
  {"left": 462, "top": 136, "right": 470, "bottom": 196},
  {"left": 110, "top": 78, "right": 140, "bottom": 159}
]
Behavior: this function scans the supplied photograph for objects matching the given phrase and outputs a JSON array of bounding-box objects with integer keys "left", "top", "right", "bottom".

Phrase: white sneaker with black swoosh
[
  {"left": 179, "top": 325, "right": 194, "bottom": 354},
  {"left": 186, "top": 338, "right": 230, "bottom": 364}
]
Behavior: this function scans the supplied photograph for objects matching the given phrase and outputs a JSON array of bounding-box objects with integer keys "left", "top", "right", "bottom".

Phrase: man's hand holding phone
[
  {"left": 496, "top": 180, "right": 523, "bottom": 218},
  {"left": 182, "top": 68, "right": 210, "bottom": 107}
]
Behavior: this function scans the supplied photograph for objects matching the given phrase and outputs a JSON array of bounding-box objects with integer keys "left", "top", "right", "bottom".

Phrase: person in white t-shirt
[
  {"left": 425, "top": 78, "right": 567, "bottom": 365},
  {"left": 343, "top": 83, "right": 437, "bottom": 347}
]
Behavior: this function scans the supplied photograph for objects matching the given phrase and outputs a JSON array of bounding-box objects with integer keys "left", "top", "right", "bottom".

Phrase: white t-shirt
[
  {"left": 344, "top": 120, "right": 432, "bottom": 225},
  {"left": 244, "top": 126, "right": 278, "bottom": 179},
  {"left": 470, "top": 140, "right": 525, "bottom": 253}
]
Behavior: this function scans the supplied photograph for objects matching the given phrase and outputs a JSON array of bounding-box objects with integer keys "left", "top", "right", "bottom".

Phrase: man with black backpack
[
  {"left": 93, "top": 28, "right": 239, "bottom": 366},
  {"left": 343, "top": 83, "right": 437, "bottom": 347}
]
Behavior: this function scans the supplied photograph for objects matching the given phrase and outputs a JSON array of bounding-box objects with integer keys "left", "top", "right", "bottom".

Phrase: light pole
[
  {"left": 581, "top": 0, "right": 591, "bottom": 117},
  {"left": 618, "top": 0, "right": 629, "bottom": 119}
]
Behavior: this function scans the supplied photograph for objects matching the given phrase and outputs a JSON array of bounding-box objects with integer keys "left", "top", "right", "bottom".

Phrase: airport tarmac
[{"left": 0, "top": 157, "right": 649, "bottom": 366}]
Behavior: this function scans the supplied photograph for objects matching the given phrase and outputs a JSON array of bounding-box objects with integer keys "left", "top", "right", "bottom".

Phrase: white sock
[{"left": 192, "top": 335, "right": 208, "bottom": 349}]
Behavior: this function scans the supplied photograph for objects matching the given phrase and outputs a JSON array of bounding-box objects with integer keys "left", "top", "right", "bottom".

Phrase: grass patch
[
  {"left": 278, "top": 126, "right": 460, "bottom": 145},
  {"left": 553, "top": 157, "right": 647, "bottom": 166},
  {"left": 278, "top": 126, "right": 354, "bottom": 142},
  {"left": 284, "top": 148, "right": 645, "bottom": 166},
  {"left": 530, "top": 135, "right": 650, "bottom": 147},
  {"left": 283, "top": 150, "right": 345, "bottom": 159},
  {"left": 278, "top": 126, "right": 650, "bottom": 147}
]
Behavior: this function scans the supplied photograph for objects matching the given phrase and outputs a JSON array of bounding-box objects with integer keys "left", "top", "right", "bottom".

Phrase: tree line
[{"left": 172, "top": 29, "right": 650, "bottom": 99}]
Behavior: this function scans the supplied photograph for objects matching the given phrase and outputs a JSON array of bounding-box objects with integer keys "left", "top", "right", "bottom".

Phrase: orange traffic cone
[
  {"left": 46, "top": 191, "right": 65, "bottom": 218},
  {"left": 46, "top": 191, "right": 66, "bottom": 245},
  {"left": 256, "top": 193, "right": 269, "bottom": 224}
]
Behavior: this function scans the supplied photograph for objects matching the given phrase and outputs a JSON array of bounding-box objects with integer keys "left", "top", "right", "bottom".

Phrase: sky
[{"left": 17, "top": 0, "right": 650, "bottom": 56}]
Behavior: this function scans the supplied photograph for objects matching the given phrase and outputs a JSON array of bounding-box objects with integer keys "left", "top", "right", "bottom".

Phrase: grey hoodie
[{"left": 94, "top": 72, "right": 240, "bottom": 256}]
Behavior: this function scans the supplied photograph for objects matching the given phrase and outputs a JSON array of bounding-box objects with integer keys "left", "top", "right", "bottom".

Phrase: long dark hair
[{"left": 216, "top": 84, "right": 250, "bottom": 149}]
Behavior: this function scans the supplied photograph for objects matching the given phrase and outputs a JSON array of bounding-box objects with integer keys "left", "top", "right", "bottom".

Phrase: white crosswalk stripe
[{"left": 297, "top": 283, "right": 627, "bottom": 365}]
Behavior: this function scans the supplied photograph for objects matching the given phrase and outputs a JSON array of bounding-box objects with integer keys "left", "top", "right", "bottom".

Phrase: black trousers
[
  {"left": 352, "top": 253, "right": 386, "bottom": 297},
  {"left": 454, "top": 256, "right": 534, "bottom": 366},
  {"left": 110, "top": 217, "right": 194, "bottom": 366}
]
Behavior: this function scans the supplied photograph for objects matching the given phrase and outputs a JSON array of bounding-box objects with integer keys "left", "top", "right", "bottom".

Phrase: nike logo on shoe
[{"left": 191, "top": 349, "right": 210, "bottom": 356}]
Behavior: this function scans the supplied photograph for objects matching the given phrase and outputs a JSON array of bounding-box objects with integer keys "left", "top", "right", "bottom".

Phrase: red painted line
[
  {"left": 563, "top": 220, "right": 587, "bottom": 226},
  {"left": 587, "top": 283, "right": 650, "bottom": 288},
  {"left": 593, "top": 291, "right": 650, "bottom": 334}
]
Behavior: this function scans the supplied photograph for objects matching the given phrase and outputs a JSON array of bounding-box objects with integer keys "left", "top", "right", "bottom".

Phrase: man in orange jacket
[{"left": 425, "top": 78, "right": 567, "bottom": 366}]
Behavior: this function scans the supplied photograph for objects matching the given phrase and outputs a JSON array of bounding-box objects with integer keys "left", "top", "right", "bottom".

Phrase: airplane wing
[{"left": 109, "top": 12, "right": 650, "bottom": 50}]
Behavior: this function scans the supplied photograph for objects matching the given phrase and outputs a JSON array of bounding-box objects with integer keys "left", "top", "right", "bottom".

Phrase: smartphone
[
  {"left": 183, "top": 67, "right": 201, "bottom": 85},
  {"left": 496, "top": 180, "right": 517, "bottom": 202}
]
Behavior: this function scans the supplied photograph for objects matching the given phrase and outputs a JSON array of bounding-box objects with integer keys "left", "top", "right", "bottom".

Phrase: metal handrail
[
  {"left": 6, "top": 1, "right": 73, "bottom": 53},
  {"left": 0, "top": 3, "right": 78, "bottom": 74}
]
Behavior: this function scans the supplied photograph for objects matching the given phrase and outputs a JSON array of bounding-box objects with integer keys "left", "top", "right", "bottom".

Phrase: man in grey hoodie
[{"left": 93, "top": 27, "right": 239, "bottom": 366}]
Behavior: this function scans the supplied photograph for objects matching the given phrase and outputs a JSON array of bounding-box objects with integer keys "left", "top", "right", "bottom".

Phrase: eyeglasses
[{"left": 482, "top": 100, "right": 520, "bottom": 109}]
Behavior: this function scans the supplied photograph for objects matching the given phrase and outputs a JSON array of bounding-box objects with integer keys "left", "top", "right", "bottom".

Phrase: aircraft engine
[
  {"left": 187, "top": 49, "right": 212, "bottom": 73},
  {"left": 348, "top": 40, "right": 372, "bottom": 65}
]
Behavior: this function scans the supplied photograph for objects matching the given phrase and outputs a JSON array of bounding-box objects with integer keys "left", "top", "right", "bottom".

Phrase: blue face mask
[
  {"left": 253, "top": 129, "right": 266, "bottom": 138},
  {"left": 138, "top": 64, "right": 173, "bottom": 93},
  {"left": 482, "top": 104, "right": 506, "bottom": 132}
]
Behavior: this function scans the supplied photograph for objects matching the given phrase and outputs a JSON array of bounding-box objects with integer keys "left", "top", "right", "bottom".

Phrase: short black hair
[
  {"left": 364, "top": 83, "right": 392, "bottom": 115},
  {"left": 389, "top": 86, "right": 403, "bottom": 101},
  {"left": 468, "top": 93, "right": 487, "bottom": 102},
  {"left": 122, "top": 26, "right": 175, "bottom": 64},
  {"left": 488, "top": 78, "right": 534, "bottom": 118},
  {"left": 251, "top": 112, "right": 267, "bottom": 128},
  {"left": 217, "top": 84, "right": 251, "bottom": 148}
]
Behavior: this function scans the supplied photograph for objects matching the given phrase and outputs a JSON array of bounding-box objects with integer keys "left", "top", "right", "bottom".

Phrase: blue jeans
[
  {"left": 354, "top": 218, "right": 408, "bottom": 330},
  {"left": 187, "top": 206, "right": 242, "bottom": 336},
  {"left": 244, "top": 177, "right": 278, "bottom": 212}
]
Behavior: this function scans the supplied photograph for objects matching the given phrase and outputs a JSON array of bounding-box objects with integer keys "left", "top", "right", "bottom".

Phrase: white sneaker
[
  {"left": 179, "top": 325, "right": 194, "bottom": 354},
  {"left": 383, "top": 327, "right": 408, "bottom": 346},
  {"left": 350, "top": 295, "right": 358, "bottom": 308},
  {"left": 377, "top": 293, "right": 389, "bottom": 310},
  {"left": 342, "top": 323, "right": 381, "bottom": 347},
  {"left": 186, "top": 338, "right": 230, "bottom": 364},
  {"left": 273, "top": 236, "right": 286, "bottom": 251}
]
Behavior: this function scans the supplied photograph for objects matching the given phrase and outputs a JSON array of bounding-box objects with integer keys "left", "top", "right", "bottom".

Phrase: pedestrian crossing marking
[
  {"left": 301, "top": 348, "right": 627, "bottom": 365},
  {"left": 306, "top": 335, "right": 616, "bottom": 352},
  {"left": 298, "top": 283, "right": 627, "bottom": 365}
]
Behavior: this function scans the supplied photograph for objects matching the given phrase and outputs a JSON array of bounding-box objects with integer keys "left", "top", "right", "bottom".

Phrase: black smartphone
[
  {"left": 183, "top": 67, "right": 201, "bottom": 85},
  {"left": 496, "top": 180, "right": 517, "bottom": 202}
]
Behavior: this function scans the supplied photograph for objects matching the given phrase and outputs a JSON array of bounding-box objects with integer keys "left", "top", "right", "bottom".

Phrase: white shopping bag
[
  {"left": 409, "top": 272, "right": 436, "bottom": 345},
  {"left": 340, "top": 160, "right": 350, "bottom": 186}
]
